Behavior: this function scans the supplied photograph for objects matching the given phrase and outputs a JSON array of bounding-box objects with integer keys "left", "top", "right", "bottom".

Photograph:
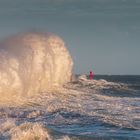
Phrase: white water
[
  {"left": 0, "top": 75, "right": 140, "bottom": 140},
  {"left": 0, "top": 32, "right": 73, "bottom": 103}
]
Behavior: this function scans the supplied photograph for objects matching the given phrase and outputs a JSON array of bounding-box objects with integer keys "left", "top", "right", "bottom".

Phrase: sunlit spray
[{"left": 0, "top": 32, "right": 73, "bottom": 102}]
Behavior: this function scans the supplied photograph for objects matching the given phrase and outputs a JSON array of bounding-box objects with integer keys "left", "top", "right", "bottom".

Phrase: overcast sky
[{"left": 0, "top": 0, "right": 140, "bottom": 74}]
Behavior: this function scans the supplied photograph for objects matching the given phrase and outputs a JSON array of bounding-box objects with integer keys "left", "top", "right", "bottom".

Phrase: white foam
[
  {"left": 10, "top": 122, "right": 52, "bottom": 140},
  {"left": 0, "top": 120, "right": 52, "bottom": 140}
]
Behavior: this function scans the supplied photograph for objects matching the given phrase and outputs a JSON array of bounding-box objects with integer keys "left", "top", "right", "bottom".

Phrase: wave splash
[{"left": 0, "top": 32, "right": 73, "bottom": 101}]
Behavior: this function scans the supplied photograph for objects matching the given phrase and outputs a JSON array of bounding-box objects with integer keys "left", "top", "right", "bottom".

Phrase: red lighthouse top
[{"left": 89, "top": 70, "right": 94, "bottom": 80}]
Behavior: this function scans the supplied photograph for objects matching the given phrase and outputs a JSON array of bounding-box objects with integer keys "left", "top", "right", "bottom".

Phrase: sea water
[{"left": 0, "top": 75, "right": 140, "bottom": 140}]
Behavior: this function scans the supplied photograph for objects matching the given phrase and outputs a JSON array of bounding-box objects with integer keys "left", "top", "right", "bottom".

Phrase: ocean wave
[{"left": 0, "top": 32, "right": 73, "bottom": 104}]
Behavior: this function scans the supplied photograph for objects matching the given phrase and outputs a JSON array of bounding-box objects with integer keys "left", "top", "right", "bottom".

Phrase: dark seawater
[
  {"left": 94, "top": 75, "right": 140, "bottom": 87},
  {"left": 94, "top": 75, "right": 140, "bottom": 97},
  {"left": 0, "top": 75, "right": 140, "bottom": 140}
]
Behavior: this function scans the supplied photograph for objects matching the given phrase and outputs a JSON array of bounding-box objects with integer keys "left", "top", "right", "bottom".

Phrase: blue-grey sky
[{"left": 0, "top": 0, "right": 140, "bottom": 74}]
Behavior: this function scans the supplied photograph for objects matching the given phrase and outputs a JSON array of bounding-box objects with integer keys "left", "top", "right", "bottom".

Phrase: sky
[{"left": 0, "top": 0, "right": 140, "bottom": 75}]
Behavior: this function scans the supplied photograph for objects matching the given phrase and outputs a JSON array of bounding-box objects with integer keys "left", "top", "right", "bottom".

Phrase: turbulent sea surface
[{"left": 0, "top": 75, "right": 140, "bottom": 140}]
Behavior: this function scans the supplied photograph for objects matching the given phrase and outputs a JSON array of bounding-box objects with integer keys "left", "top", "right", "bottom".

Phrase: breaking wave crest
[
  {"left": 0, "top": 32, "right": 73, "bottom": 103},
  {"left": 1, "top": 120, "right": 51, "bottom": 140},
  {"left": 0, "top": 120, "right": 71, "bottom": 140}
]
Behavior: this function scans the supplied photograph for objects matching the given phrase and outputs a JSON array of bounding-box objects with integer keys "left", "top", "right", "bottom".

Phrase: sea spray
[{"left": 0, "top": 32, "right": 73, "bottom": 103}]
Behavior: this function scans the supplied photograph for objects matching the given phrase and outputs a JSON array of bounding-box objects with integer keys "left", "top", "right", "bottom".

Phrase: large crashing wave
[{"left": 0, "top": 32, "right": 73, "bottom": 99}]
